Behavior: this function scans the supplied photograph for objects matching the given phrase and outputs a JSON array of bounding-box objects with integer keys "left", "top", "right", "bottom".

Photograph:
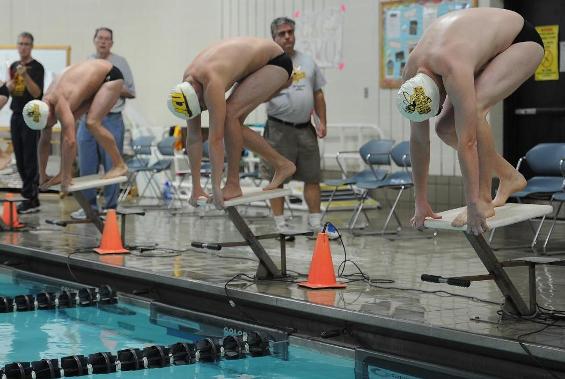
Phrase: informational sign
[
  {"left": 535, "top": 25, "right": 559, "bottom": 81},
  {"left": 380, "top": 0, "right": 477, "bottom": 88}
]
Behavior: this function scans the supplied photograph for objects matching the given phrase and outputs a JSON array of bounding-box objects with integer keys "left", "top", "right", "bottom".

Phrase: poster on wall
[
  {"left": 294, "top": 6, "right": 345, "bottom": 69},
  {"left": 535, "top": 25, "right": 559, "bottom": 81},
  {"left": 380, "top": 0, "right": 477, "bottom": 89}
]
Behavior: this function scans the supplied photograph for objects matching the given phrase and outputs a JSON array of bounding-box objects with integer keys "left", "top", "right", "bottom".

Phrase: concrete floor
[{"left": 3, "top": 191, "right": 565, "bottom": 375}]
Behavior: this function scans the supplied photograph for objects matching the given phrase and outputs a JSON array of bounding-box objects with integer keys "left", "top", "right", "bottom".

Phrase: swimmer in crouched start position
[
  {"left": 167, "top": 37, "right": 297, "bottom": 209},
  {"left": 23, "top": 59, "right": 128, "bottom": 193},
  {"left": 396, "top": 8, "right": 544, "bottom": 235}
]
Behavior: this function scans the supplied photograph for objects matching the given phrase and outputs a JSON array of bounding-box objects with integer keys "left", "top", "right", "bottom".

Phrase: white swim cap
[
  {"left": 23, "top": 100, "right": 49, "bottom": 130},
  {"left": 167, "top": 82, "right": 201, "bottom": 120},
  {"left": 396, "top": 73, "right": 441, "bottom": 122}
]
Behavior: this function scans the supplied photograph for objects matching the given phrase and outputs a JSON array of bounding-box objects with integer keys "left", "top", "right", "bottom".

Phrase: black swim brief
[
  {"left": 104, "top": 65, "right": 124, "bottom": 83},
  {"left": 512, "top": 19, "right": 544, "bottom": 51},
  {"left": 0, "top": 84, "right": 8, "bottom": 97},
  {"left": 267, "top": 53, "right": 293, "bottom": 78}
]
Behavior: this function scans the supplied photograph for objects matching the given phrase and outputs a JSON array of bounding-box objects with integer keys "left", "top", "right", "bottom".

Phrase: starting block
[
  {"left": 46, "top": 175, "right": 130, "bottom": 234},
  {"left": 423, "top": 203, "right": 559, "bottom": 316},
  {"left": 191, "top": 188, "right": 313, "bottom": 279}
]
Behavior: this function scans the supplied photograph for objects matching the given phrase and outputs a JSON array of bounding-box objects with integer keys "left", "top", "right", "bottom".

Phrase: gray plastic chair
[
  {"left": 137, "top": 136, "right": 176, "bottom": 198},
  {"left": 119, "top": 135, "right": 155, "bottom": 201},
  {"left": 321, "top": 139, "right": 395, "bottom": 229},
  {"left": 491, "top": 143, "right": 565, "bottom": 248},
  {"left": 355, "top": 141, "right": 413, "bottom": 235}
]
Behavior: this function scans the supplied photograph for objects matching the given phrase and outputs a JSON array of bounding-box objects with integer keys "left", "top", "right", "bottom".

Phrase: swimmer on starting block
[
  {"left": 22, "top": 59, "right": 128, "bottom": 193},
  {"left": 396, "top": 8, "right": 544, "bottom": 235},
  {"left": 167, "top": 37, "right": 297, "bottom": 209}
]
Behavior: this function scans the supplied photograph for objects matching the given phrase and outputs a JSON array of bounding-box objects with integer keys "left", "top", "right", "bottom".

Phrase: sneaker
[
  {"left": 70, "top": 208, "right": 87, "bottom": 220},
  {"left": 17, "top": 198, "right": 40, "bottom": 214}
]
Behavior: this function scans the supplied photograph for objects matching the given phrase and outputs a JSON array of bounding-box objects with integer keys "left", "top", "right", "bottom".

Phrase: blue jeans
[{"left": 77, "top": 112, "right": 124, "bottom": 210}]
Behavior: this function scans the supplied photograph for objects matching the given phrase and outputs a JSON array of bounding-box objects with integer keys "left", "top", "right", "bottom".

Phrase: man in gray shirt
[
  {"left": 72, "top": 27, "right": 135, "bottom": 219},
  {"left": 260, "top": 17, "right": 328, "bottom": 237}
]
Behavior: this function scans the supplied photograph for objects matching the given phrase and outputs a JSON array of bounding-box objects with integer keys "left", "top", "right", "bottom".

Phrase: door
[{"left": 504, "top": 0, "right": 565, "bottom": 174}]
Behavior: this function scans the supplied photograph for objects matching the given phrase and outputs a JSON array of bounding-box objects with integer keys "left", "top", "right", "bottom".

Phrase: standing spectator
[
  {"left": 260, "top": 17, "right": 330, "bottom": 236},
  {"left": 0, "top": 81, "right": 13, "bottom": 170},
  {"left": 7, "top": 32, "right": 44, "bottom": 213},
  {"left": 71, "top": 27, "right": 135, "bottom": 219}
]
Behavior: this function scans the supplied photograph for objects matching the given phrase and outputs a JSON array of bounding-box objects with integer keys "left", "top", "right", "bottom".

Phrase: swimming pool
[
  {"left": 0, "top": 266, "right": 488, "bottom": 379},
  {"left": 0, "top": 267, "right": 356, "bottom": 379}
]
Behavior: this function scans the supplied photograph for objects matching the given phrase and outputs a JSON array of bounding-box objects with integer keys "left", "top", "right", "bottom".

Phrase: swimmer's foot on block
[
  {"left": 50, "top": 174, "right": 128, "bottom": 193},
  {"left": 424, "top": 203, "right": 553, "bottom": 231}
]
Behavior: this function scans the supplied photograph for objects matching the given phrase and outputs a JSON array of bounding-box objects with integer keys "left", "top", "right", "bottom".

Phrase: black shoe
[{"left": 17, "top": 198, "right": 40, "bottom": 214}]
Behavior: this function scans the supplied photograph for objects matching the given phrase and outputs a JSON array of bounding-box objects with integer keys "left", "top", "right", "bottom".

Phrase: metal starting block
[
  {"left": 191, "top": 188, "right": 313, "bottom": 279},
  {"left": 46, "top": 174, "right": 127, "bottom": 232},
  {"left": 422, "top": 203, "right": 555, "bottom": 316}
]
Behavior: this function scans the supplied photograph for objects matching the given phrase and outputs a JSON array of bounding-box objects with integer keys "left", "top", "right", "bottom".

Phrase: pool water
[{"left": 0, "top": 269, "right": 355, "bottom": 379}]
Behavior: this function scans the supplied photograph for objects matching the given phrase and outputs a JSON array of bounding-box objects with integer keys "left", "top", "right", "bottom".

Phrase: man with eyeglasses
[
  {"left": 260, "top": 17, "right": 331, "bottom": 238},
  {"left": 71, "top": 27, "right": 136, "bottom": 220},
  {"left": 6, "top": 32, "right": 44, "bottom": 214}
]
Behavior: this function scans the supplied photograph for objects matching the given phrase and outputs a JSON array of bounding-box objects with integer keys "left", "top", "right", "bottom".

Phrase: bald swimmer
[
  {"left": 396, "top": 8, "right": 544, "bottom": 235},
  {"left": 167, "top": 37, "right": 296, "bottom": 209},
  {"left": 23, "top": 59, "right": 128, "bottom": 193}
]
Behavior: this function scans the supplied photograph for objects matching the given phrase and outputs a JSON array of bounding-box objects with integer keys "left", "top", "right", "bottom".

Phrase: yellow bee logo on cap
[
  {"left": 170, "top": 91, "right": 189, "bottom": 116},
  {"left": 27, "top": 103, "right": 41, "bottom": 123},
  {"left": 402, "top": 86, "right": 432, "bottom": 115}
]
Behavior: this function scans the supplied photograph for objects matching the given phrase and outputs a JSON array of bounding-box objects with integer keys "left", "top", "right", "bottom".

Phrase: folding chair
[
  {"left": 540, "top": 158, "right": 565, "bottom": 250},
  {"left": 542, "top": 191, "right": 565, "bottom": 250},
  {"left": 119, "top": 135, "right": 154, "bottom": 201},
  {"left": 137, "top": 136, "right": 176, "bottom": 198},
  {"left": 321, "top": 139, "right": 395, "bottom": 229},
  {"left": 490, "top": 143, "right": 565, "bottom": 247},
  {"left": 354, "top": 141, "right": 414, "bottom": 235}
]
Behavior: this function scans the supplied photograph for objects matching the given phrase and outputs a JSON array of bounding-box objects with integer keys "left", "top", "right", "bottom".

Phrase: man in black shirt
[{"left": 6, "top": 32, "right": 44, "bottom": 213}]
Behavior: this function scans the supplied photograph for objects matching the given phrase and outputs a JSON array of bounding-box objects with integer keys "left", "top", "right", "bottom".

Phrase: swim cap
[
  {"left": 396, "top": 73, "right": 441, "bottom": 122},
  {"left": 23, "top": 100, "right": 49, "bottom": 130},
  {"left": 167, "top": 82, "right": 201, "bottom": 120}
]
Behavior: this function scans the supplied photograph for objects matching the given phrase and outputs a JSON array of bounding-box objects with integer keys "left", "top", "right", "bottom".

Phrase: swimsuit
[
  {"left": 267, "top": 53, "right": 293, "bottom": 78},
  {"left": 104, "top": 65, "right": 124, "bottom": 82},
  {"left": 512, "top": 19, "right": 544, "bottom": 51}
]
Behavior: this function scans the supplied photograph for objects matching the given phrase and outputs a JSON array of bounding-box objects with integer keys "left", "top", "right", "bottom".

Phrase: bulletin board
[
  {"left": 380, "top": 0, "right": 477, "bottom": 88},
  {"left": 0, "top": 45, "right": 71, "bottom": 127}
]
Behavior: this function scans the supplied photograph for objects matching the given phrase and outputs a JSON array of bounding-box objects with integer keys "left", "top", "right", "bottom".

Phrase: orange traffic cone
[
  {"left": 94, "top": 210, "right": 129, "bottom": 254},
  {"left": 298, "top": 232, "right": 346, "bottom": 289},
  {"left": 2, "top": 194, "right": 24, "bottom": 229}
]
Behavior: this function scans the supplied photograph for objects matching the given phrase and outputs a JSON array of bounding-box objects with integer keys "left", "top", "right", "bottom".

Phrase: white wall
[
  {"left": 0, "top": 0, "right": 222, "bottom": 128},
  {"left": 0, "top": 0, "right": 504, "bottom": 176}
]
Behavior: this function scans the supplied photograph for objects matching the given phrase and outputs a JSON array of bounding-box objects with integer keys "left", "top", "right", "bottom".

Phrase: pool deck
[{"left": 2, "top": 192, "right": 565, "bottom": 378}]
